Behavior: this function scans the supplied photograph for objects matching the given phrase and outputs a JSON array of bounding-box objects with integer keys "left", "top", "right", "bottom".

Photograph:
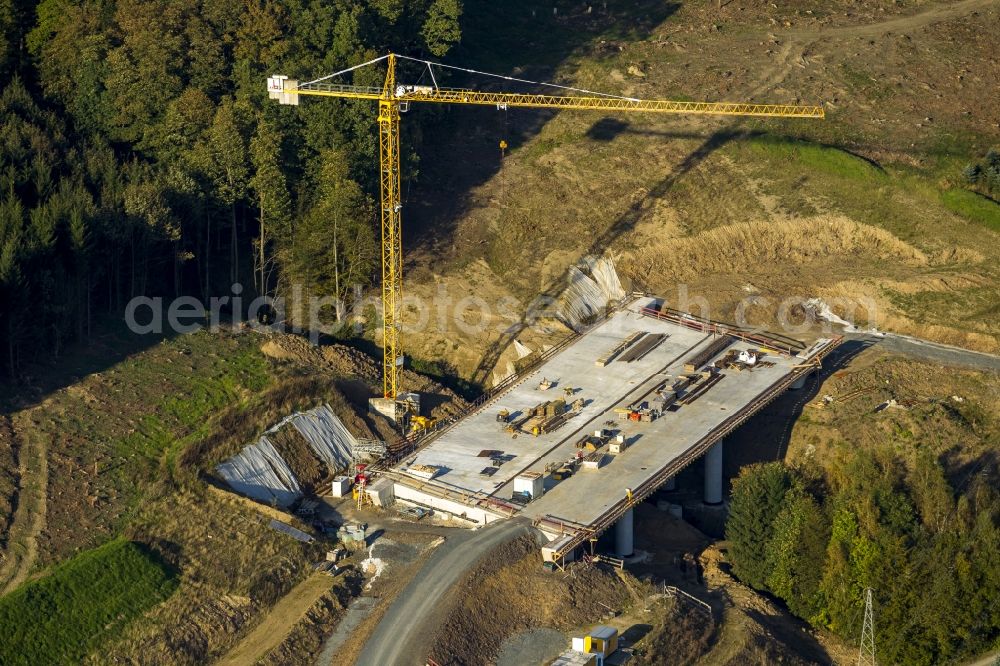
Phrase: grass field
[
  {"left": 740, "top": 134, "right": 887, "bottom": 182},
  {"left": 23, "top": 331, "right": 274, "bottom": 564},
  {"left": 0, "top": 538, "right": 178, "bottom": 665},
  {"left": 940, "top": 188, "right": 1000, "bottom": 232}
]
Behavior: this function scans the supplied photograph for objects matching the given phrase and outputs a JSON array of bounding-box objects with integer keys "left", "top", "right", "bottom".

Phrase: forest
[
  {"left": 726, "top": 452, "right": 1000, "bottom": 665},
  {"left": 0, "top": 0, "right": 463, "bottom": 377}
]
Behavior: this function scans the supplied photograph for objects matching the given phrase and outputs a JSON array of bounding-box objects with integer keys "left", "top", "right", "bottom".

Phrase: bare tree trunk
[
  {"left": 258, "top": 197, "right": 266, "bottom": 297},
  {"left": 333, "top": 213, "right": 340, "bottom": 311},
  {"left": 86, "top": 272, "right": 91, "bottom": 340},
  {"left": 174, "top": 250, "right": 181, "bottom": 298},
  {"left": 230, "top": 204, "right": 238, "bottom": 286},
  {"left": 139, "top": 232, "right": 149, "bottom": 296},
  {"left": 77, "top": 277, "right": 84, "bottom": 340},
  {"left": 130, "top": 230, "right": 136, "bottom": 299},
  {"left": 204, "top": 209, "right": 211, "bottom": 302},
  {"left": 8, "top": 320, "right": 15, "bottom": 379}
]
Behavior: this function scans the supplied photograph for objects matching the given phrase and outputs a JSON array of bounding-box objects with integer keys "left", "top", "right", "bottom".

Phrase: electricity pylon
[{"left": 858, "top": 587, "right": 877, "bottom": 666}]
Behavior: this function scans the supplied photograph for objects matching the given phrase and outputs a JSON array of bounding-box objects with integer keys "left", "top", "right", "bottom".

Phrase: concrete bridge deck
[{"left": 389, "top": 299, "right": 840, "bottom": 559}]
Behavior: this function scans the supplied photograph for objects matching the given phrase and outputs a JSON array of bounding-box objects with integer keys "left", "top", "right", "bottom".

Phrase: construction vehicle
[
  {"left": 496, "top": 409, "right": 511, "bottom": 424},
  {"left": 550, "top": 466, "right": 575, "bottom": 481},
  {"left": 268, "top": 55, "right": 822, "bottom": 401},
  {"left": 409, "top": 415, "right": 437, "bottom": 433}
]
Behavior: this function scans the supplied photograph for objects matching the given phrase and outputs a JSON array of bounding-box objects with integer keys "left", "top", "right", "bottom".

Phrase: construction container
[
  {"left": 397, "top": 391, "right": 421, "bottom": 414},
  {"left": 366, "top": 477, "right": 395, "bottom": 507},
  {"left": 514, "top": 472, "right": 544, "bottom": 499},
  {"left": 581, "top": 453, "right": 605, "bottom": 470},
  {"left": 609, "top": 435, "right": 627, "bottom": 455},
  {"left": 331, "top": 476, "right": 351, "bottom": 497},
  {"left": 588, "top": 625, "right": 619, "bottom": 656}
]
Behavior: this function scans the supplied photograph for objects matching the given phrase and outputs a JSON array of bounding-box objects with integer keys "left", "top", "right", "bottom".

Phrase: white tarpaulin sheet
[
  {"left": 558, "top": 257, "right": 625, "bottom": 330},
  {"left": 586, "top": 256, "right": 625, "bottom": 302},
  {"left": 289, "top": 404, "right": 358, "bottom": 472},
  {"left": 215, "top": 437, "right": 301, "bottom": 507},
  {"left": 559, "top": 266, "right": 607, "bottom": 330},
  {"left": 216, "top": 404, "right": 361, "bottom": 506}
]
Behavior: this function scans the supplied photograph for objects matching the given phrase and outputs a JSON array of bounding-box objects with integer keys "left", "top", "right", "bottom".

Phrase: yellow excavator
[{"left": 410, "top": 415, "right": 438, "bottom": 434}]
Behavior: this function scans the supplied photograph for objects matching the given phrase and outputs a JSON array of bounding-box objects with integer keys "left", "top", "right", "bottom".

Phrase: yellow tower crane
[{"left": 268, "top": 53, "right": 824, "bottom": 401}]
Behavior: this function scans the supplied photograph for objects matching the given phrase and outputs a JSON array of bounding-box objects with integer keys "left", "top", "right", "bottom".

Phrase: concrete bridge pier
[
  {"left": 614, "top": 507, "right": 634, "bottom": 558},
  {"left": 704, "top": 440, "right": 724, "bottom": 505},
  {"left": 789, "top": 370, "right": 811, "bottom": 390},
  {"left": 664, "top": 475, "right": 676, "bottom": 491}
]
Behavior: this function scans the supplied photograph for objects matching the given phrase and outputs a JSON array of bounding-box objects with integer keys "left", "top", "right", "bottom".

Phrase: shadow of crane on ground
[{"left": 469, "top": 124, "right": 747, "bottom": 387}]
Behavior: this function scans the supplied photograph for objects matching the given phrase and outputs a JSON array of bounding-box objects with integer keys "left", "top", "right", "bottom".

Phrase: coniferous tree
[{"left": 725, "top": 462, "right": 791, "bottom": 590}]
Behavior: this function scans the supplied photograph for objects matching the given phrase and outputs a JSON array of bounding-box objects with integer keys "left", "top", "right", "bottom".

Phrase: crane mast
[
  {"left": 268, "top": 53, "right": 824, "bottom": 403},
  {"left": 377, "top": 55, "right": 403, "bottom": 401}
]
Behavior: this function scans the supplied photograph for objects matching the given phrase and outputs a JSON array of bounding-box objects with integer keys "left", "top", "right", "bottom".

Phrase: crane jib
[{"left": 289, "top": 84, "right": 824, "bottom": 119}]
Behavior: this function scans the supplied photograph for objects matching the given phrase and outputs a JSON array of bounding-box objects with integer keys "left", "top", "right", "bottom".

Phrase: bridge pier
[
  {"left": 790, "top": 371, "right": 809, "bottom": 390},
  {"left": 614, "top": 507, "right": 634, "bottom": 558},
  {"left": 704, "top": 440, "right": 724, "bottom": 505},
  {"left": 664, "top": 475, "right": 676, "bottom": 491}
]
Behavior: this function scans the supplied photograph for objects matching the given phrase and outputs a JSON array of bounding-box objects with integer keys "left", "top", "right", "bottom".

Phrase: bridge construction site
[
  {"left": 377, "top": 297, "right": 841, "bottom": 566},
  {"left": 268, "top": 53, "right": 834, "bottom": 568}
]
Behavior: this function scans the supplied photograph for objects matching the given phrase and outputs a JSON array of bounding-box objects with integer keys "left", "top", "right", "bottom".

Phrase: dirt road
[
  {"left": 785, "top": 0, "right": 999, "bottom": 40},
  {"left": 851, "top": 332, "right": 1000, "bottom": 371},
  {"left": 0, "top": 413, "right": 47, "bottom": 595},
  {"left": 216, "top": 572, "right": 336, "bottom": 666},
  {"left": 354, "top": 517, "right": 535, "bottom": 666},
  {"left": 964, "top": 649, "right": 1000, "bottom": 666}
]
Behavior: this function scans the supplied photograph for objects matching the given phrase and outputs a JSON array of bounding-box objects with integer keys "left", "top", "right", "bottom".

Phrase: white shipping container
[
  {"left": 331, "top": 476, "right": 351, "bottom": 497},
  {"left": 513, "top": 472, "right": 544, "bottom": 498},
  {"left": 366, "top": 477, "right": 395, "bottom": 507}
]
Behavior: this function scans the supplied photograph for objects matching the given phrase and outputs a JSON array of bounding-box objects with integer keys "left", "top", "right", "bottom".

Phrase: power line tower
[{"left": 858, "top": 587, "right": 877, "bottom": 666}]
